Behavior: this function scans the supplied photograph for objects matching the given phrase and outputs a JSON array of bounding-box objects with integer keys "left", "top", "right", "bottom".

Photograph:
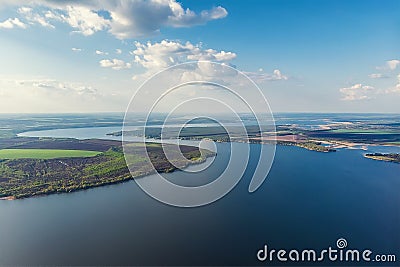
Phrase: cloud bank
[
  {"left": 340, "top": 84, "right": 375, "bottom": 101},
  {"left": 0, "top": 0, "right": 228, "bottom": 39},
  {"left": 0, "top": 17, "right": 26, "bottom": 29},
  {"left": 100, "top": 59, "right": 131, "bottom": 70}
]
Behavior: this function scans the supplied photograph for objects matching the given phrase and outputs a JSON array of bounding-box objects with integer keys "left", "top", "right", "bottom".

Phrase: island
[
  {"left": 0, "top": 137, "right": 214, "bottom": 200},
  {"left": 364, "top": 153, "right": 400, "bottom": 163}
]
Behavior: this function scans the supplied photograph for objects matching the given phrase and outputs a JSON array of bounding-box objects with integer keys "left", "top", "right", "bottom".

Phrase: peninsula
[
  {"left": 0, "top": 137, "right": 214, "bottom": 199},
  {"left": 364, "top": 153, "right": 400, "bottom": 163}
]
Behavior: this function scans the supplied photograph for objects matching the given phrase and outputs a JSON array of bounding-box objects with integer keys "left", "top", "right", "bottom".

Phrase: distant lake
[{"left": 1, "top": 127, "right": 399, "bottom": 266}]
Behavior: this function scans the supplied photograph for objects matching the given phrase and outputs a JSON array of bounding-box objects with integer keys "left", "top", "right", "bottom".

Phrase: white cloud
[
  {"left": 0, "top": 78, "right": 111, "bottom": 113},
  {"left": 33, "top": 15, "right": 54, "bottom": 28},
  {"left": 71, "top": 47, "right": 82, "bottom": 52},
  {"left": 115, "top": 49, "right": 122, "bottom": 54},
  {"left": 387, "top": 59, "right": 400, "bottom": 70},
  {"left": 368, "top": 73, "right": 388, "bottom": 79},
  {"left": 271, "top": 69, "right": 288, "bottom": 80},
  {"left": 0, "top": 17, "right": 27, "bottom": 29},
  {"left": 166, "top": 4, "right": 227, "bottom": 27},
  {"left": 385, "top": 74, "right": 400, "bottom": 94},
  {"left": 1, "top": 1, "right": 228, "bottom": 39},
  {"left": 16, "top": 79, "right": 98, "bottom": 96},
  {"left": 44, "top": 10, "right": 60, "bottom": 20},
  {"left": 129, "top": 39, "right": 286, "bottom": 88},
  {"left": 244, "top": 69, "right": 288, "bottom": 82},
  {"left": 105, "top": 1, "right": 227, "bottom": 39},
  {"left": 95, "top": 50, "right": 108, "bottom": 55},
  {"left": 0, "top": 78, "right": 98, "bottom": 100},
  {"left": 17, "top": 6, "right": 32, "bottom": 14},
  {"left": 61, "top": 5, "right": 109, "bottom": 36},
  {"left": 100, "top": 59, "right": 131, "bottom": 70},
  {"left": 340, "top": 83, "right": 375, "bottom": 101},
  {"left": 369, "top": 60, "right": 400, "bottom": 96},
  {"left": 396, "top": 74, "right": 400, "bottom": 92},
  {"left": 14, "top": 4, "right": 110, "bottom": 35},
  {"left": 18, "top": 6, "right": 54, "bottom": 28},
  {"left": 132, "top": 40, "right": 236, "bottom": 73},
  {"left": 188, "top": 49, "right": 237, "bottom": 61}
]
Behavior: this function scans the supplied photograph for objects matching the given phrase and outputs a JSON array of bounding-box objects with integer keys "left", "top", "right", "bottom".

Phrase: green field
[{"left": 0, "top": 149, "right": 101, "bottom": 159}]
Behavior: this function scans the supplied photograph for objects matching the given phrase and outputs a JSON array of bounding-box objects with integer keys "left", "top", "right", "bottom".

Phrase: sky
[{"left": 0, "top": 0, "right": 399, "bottom": 113}]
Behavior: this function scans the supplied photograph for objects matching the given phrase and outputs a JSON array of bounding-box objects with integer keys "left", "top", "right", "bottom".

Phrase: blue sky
[{"left": 0, "top": 0, "right": 399, "bottom": 113}]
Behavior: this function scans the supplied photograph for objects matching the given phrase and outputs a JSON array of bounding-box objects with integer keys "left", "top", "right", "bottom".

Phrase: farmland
[
  {"left": 0, "top": 149, "right": 101, "bottom": 159},
  {"left": 0, "top": 137, "right": 214, "bottom": 199}
]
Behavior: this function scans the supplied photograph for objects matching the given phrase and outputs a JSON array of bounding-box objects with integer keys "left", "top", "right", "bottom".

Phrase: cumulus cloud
[
  {"left": 71, "top": 47, "right": 82, "bottom": 52},
  {"left": 100, "top": 59, "right": 131, "bottom": 70},
  {"left": 17, "top": 6, "right": 54, "bottom": 28},
  {"left": 61, "top": 5, "right": 109, "bottom": 36},
  {"left": 244, "top": 69, "right": 288, "bottom": 82},
  {"left": 271, "top": 69, "right": 289, "bottom": 80},
  {"left": 385, "top": 74, "right": 400, "bottom": 94},
  {"left": 395, "top": 74, "right": 400, "bottom": 92},
  {"left": 368, "top": 73, "right": 388, "bottom": 79},
  {"left": 367, "top": 59, "right": 400, "bottom": 96},
  {"left": 1, "top": 0, "right": 228, "bottom": 39},
  {"left": 115, "top": 49, "right": 122, "bottom": 54},
  {"left": 104, "top": 1, "right": 227, "bottom": 39},
  {"left": 128, "top": 40, "right": 245, "bottom": 84},
  {"left": 95, "top": 50, "right": 108, "bottom": 55},
  {"left": 0, "top": 17, "right": 27, "bottom": 29},
  {"left": 340, "top": 84, "right": 375, "bottom": 101},
  {"left": 166, "top": 4, "right": 227, "bottom": 27},
  {"left": 129, "top": 39, "right": 288, "bottom": 86},
  {"left": 132, "top": 40, "right": 236, "bottom": 73},
  {"left": 387, "top": 60, "right": 400, "bottom": 70},
  {"left": 17, "top": 6, "right": 32, "bottom": 15}
]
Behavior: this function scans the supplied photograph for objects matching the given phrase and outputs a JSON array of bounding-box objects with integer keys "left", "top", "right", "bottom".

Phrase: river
[{"left": 0, "top": 127, "right": 398, "bottom": 266}]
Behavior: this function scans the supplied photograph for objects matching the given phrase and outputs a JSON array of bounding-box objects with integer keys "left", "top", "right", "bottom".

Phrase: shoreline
[
  {"left": 364, "top": 153, "right": 400, "bottom": 164},
  {"left": 0, "top": 196, "right": 16, "bottom": 200}
]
